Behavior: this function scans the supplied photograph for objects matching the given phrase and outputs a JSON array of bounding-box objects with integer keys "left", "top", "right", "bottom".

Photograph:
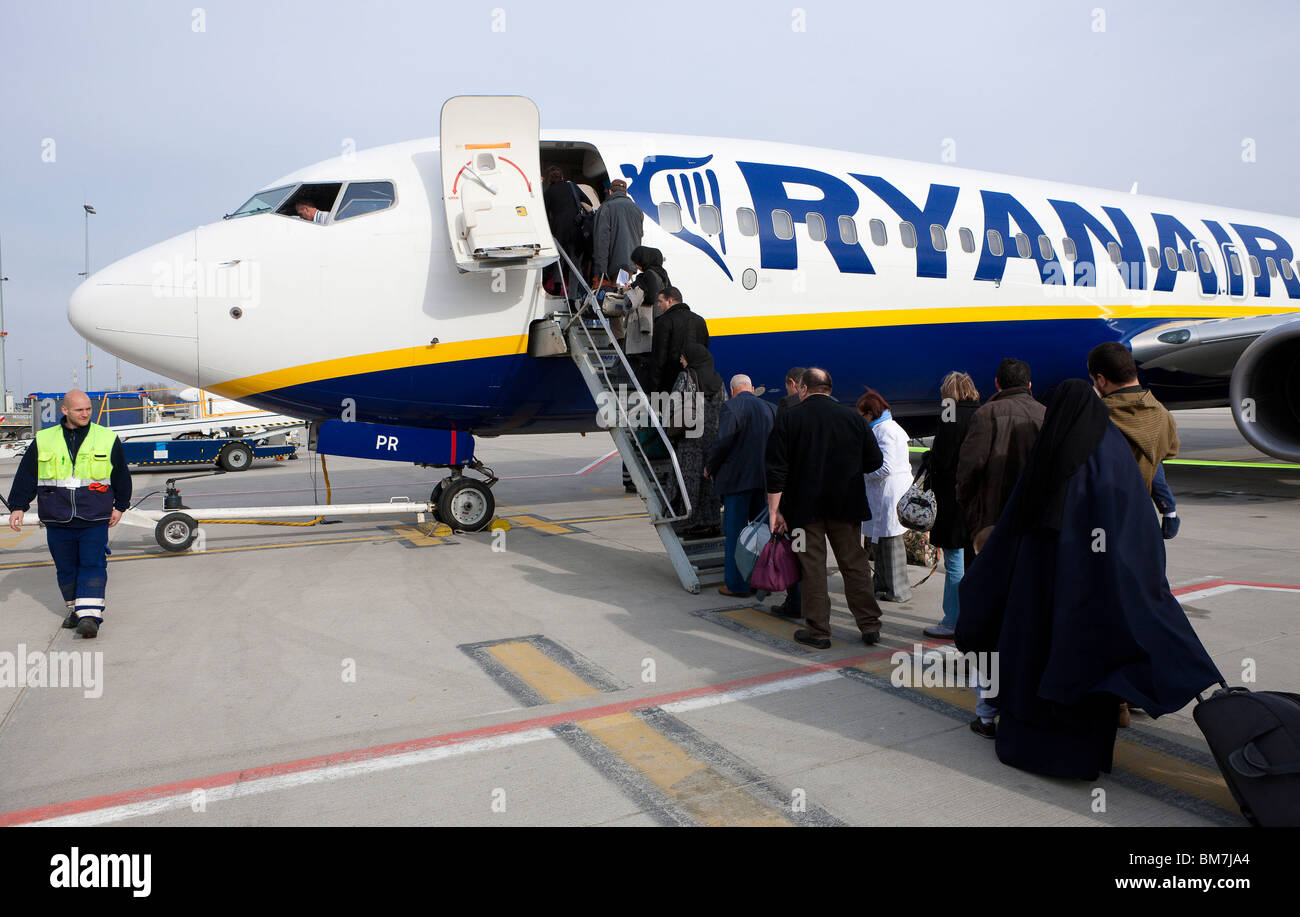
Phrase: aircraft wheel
[
  {"left": 155, "top": 512, "right": 198, "bottom": 552},
  {"left": 436, "top": 479, "right": 494, "bottom": 532},
  {"left": 218, "top": 442, "right": 253, "bottom": 472},
  {"left": 429, "top": 480, "right": 448, "bottom": 522}
]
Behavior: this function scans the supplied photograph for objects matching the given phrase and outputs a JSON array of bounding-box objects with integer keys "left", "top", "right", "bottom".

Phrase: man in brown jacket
[
  {"left": 1087, "top": 341, "right": 1179, "bottom": 493},
  {"left": 956, "top": 358, "right": 1046, "bottom": 552}
]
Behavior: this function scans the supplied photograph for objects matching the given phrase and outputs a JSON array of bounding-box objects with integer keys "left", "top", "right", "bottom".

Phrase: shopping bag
[{"left": 750, "top": 533, "right": 802, "bottom": 593}]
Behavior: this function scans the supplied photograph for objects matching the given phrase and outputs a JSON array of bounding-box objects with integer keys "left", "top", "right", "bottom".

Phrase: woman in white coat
[{"left": 857, "top": 389, "right": 913, "bottom": 602}]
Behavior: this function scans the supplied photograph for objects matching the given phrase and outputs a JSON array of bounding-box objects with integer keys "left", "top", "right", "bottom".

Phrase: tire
[
  {"left": 429, "top": 480, "right": 447, "bottom": 523},
  {"left": 436, "top": 479, "right": 495, "bottom": 532},
  {"left": 155, "top": 512, "right": 198, "bottom": 552},
  {"left": 218, "top": 442, "right": 253, "bottom": 472}
]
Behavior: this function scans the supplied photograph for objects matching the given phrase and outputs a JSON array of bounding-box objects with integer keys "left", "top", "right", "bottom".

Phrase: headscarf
[
  {"left": 630, "top": 246, "right": 663, "bottom": 270},
  {"left": 681, "top": 342, "right": 723, "bottom": 395},
  {"left": 1007, "top": 378, "right": 1111, "bottom": 534}
]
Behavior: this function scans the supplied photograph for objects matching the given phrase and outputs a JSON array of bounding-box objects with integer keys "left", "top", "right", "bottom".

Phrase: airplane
[{"left": 68, "top": 95, "right": 1300, "bottom": 533}]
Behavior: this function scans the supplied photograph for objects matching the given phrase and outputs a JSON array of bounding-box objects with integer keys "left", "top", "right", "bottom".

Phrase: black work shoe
[
  {"left": 792, "top": 629, "right": 831, "bottom": 649},
  {"left": 62, "top": 608, "right": 78, "bottom": 629},
  {"left": 770, "top": 602, "right": 801, "bottom": 618},
  {"left": 75, "top": 617, "right": 100, "bottom": 639},
  {"left": 861, "top": 631, "right": 881, "bottom": 646},
  {"left": 970, "top": 717, "right": 996, "bottom": 739}
]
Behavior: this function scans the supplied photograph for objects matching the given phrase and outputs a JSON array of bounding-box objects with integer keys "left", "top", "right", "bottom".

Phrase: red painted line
[
  {"left": 0, "top": 645, "right": 907, "bottom": 826},
  {"left": 1173, "top": 579, "right": 1300, "bottom": 595}
]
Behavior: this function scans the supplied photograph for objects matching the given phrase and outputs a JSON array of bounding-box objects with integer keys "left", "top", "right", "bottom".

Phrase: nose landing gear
[{"left": 427, "top": 459, "right": 498, "bottom": 532}]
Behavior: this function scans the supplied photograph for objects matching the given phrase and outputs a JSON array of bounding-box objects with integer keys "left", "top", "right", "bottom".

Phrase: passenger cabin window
[
  {"left": 959, "top": 227, "right": 975, "bottom": 253},
  {"left": 698, "top": 203, "right": 722, "bottom": 236},
  {"left": 659, "top": 202, "right": 684, "bottom": 233},
  {"left": 1107, "top": 241, "right": 1122, "bottom": 264},
  {"left": 900, "top": 221, "right": 918, "bottom": 249},
  {"left": 986, "top": 229, "right": 1004, "bottom": 257},
  {"left": 772, "top": 209, "right": 794, "bottom": 240},
  {"left": 1283, "top": 259, "right": 1295, "bottom": 281},
  {"left": 737, "top": 207, "right": 758, "bottom": 237},
  {"left": 1250, "top": 255, "right": 1261, "bottom": 277},
  {"left": 1062, "top": 237, "right": 1077, "bottom": 261},
  {"left": 805, "top": 212, "right": 827, "bottom": 242},
  {"left": 1198, "top": 249, "right": 1212, "bottom": 273},
  {"left": 1013, "top": 233, "right": 1030, "bottom": 258},
  {"left": 334, "top": 181, "right": 396, "bottom": 221},
  {"left": 838, "top": 216, "right": 858, "bottom": 245},
  {"left": 1038, "top": 234, "right": 1053, "bottom": 260},
  {"left": 1180, "top": 249, "right": 1195, "bottom": 273},
  {"left": 1229, "top": 252, "right": 1242, "bottom": 276},
  {"left": 1267, "top": 256, "right": 1279, "bottom": 278},
  {"left": 1163, "top": 247, "right": 1178, "bottom": 271},
  {"left": 869, "top": 219, "right": 887, "bottom": 246},
  {"left": 1147, "top": 246, "right": 1160, "bottom": 269},
  {"left": 931, "top": 224, "right": 947, "bottom": 252}
]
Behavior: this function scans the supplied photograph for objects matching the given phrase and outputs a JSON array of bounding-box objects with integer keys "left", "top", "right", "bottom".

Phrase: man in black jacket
[
  {"left": 707, "top": 374, "right": 777, "bottom": 597},
  {"left": 766, "top": 368, "right": 885, "bottom": 648},
  {"left": 650, "top": 287, "right": 709, "bottom": 392}
]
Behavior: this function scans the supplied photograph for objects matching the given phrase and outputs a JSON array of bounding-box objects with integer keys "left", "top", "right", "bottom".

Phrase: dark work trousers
[
  {"left": 797, "top": 518, "right": 882, "bottom": 639},
  {"left": 722, "top": 489, "right": 765, "bottom": 593},
  {"left": 46, "top": 525, "right": 110, "bottom": 622}
]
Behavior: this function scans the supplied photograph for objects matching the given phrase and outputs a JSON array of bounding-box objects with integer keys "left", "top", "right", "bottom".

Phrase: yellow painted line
[
  {"left": 1112, "top": 742, "right": 1236, "bottom": 812},
  {"left": 554, "top": 512, "right": 650, "bottom": 524},
  {"left": 487, "top": 636, "right": 792, "bottom": 826},
  {"left": 208, "top": 303, "right": 1300, "bottom": 398},
  {"left": 719, "top": 607, "right": 803, "bottom": 643},
  {"left": 484, "top": 642, "right": 605, "bottom": 704},
  {"left": 504, "top": 515, "right": 574, "bottom": 535},
  {"left": 388, "top": 524, "right": 449, "bottom": 545},
  {"left": 579, "top": 711, "right": 791, "bottom": 827},
  {"left": 0, "top": 534, "right": 404, "bottom": 570}
]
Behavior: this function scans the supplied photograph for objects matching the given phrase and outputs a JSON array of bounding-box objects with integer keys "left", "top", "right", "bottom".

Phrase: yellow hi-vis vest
[{"left": 34, "top": 422, "right": 118, "bottom": 523}]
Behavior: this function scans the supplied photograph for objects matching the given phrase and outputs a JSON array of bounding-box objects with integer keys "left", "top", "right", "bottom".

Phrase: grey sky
[{"left": 2, "top": 0, "right": 1297, "bottom": 396}]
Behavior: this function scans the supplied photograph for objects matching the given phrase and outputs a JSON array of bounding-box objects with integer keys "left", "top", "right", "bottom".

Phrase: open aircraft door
[{"left": 440, "top": 95, "right": 558, "bottom": 273}]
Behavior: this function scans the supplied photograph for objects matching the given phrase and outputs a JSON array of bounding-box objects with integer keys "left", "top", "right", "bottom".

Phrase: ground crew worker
[{"left": 7, "top": 390, "right": 131, "bottom": 638}]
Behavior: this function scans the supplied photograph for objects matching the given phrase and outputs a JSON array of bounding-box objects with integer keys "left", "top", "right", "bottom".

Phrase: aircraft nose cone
[
  {"left": 67, "top": 276, "right": 98, "bottom": 340},
  {"left": 66, "top": 230, "right": 200, "bottom": 384}
]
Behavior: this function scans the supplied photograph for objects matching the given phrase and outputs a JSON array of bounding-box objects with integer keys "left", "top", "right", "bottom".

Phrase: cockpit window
[
  {"left": 278, "top": 183, "right": 342, "bottom": 221},
  {"left": 334, "top": 181, "right": 396, "bottom": 221},
  {"left": 226, "top": 184, "right": 296, "bottom": 219}
]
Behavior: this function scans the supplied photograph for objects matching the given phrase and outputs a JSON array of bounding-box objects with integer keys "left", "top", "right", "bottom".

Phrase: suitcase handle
[
  {"left": 1228, "top": 730, "right": 1300, "bottom": 778},
  {"left": 1194, "top": 680, "right": 1231, "bottom": 705}
]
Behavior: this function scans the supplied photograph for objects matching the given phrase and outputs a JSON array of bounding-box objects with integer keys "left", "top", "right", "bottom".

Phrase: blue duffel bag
[{"left": 736, "top": 507, "right": 772, "bottom": 584}]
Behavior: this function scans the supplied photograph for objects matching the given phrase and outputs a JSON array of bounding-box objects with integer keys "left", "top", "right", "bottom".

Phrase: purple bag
[{"left": 749, "top": 534, "right": 802, "bottom": 593}]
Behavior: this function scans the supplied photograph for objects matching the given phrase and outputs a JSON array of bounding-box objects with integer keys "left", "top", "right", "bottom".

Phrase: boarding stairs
[{"left": 554, "top": 252, "right": 725, "bottom": 594}]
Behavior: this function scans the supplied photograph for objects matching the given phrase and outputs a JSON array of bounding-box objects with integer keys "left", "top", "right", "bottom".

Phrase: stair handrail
[{"left": 552, "top": 246, "right": 691, "bottom": 522}]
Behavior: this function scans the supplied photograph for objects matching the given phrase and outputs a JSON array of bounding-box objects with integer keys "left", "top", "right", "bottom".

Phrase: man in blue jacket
[
  {"left": 7, "top": 390, "right": 132, "bottom": 638},
  {"left": 707, "top": 374, "right": 777, "bottom": 597}
]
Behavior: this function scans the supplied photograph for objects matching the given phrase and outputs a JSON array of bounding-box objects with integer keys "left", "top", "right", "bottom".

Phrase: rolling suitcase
[{"left": 1192, "top": 683, "right": 1300, "bottom": 826}]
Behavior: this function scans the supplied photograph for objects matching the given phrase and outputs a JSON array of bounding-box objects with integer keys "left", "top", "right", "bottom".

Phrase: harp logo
[{"left": 620, "top": 154, "right": 733, "bottom": 280}]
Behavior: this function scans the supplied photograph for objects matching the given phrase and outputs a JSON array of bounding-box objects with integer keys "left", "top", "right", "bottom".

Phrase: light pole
[
  {"left": 79, "top": 204, "right": 96, "bottom": 392},
  {"left": 0, "top": 234, "right": 8, "bottom": 410},
  {"left": 17, "top": 358, "right": 23, "bottom": 405}
]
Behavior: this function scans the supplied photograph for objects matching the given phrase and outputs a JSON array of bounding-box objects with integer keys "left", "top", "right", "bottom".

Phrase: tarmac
[{"left": 0, "top": 407, "right": 1295, "bottom": 827}]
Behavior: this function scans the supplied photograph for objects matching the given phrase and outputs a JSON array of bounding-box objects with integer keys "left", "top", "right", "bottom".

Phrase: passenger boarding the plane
[{"left": 294, "top": 201, "right": 328, "bottom": 224}]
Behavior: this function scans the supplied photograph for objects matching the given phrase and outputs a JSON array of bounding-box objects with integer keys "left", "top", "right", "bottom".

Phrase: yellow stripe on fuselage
[{"left": 208, "top": 302, "right": 1298, "bottom": 400}]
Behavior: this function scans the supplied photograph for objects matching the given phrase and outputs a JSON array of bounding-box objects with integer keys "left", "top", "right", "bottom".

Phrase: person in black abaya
[{"left": 955, "top": 378, "right": 1222, "bottom": 781}]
